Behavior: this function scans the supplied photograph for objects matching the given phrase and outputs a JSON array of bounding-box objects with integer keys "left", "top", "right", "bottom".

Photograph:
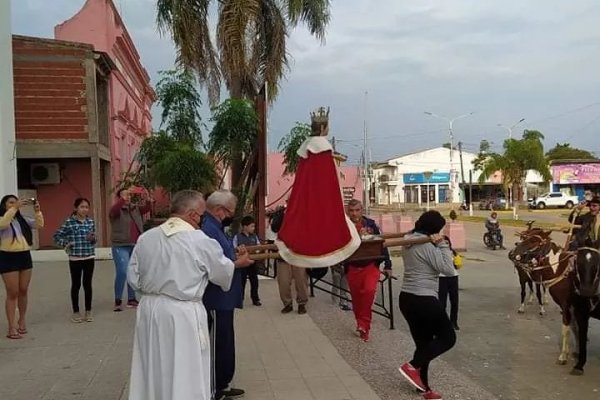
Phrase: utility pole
[
  {"left": 458, "top": 141, "right": 466, "bottom": 202},
  {"left": 469, "top": 170, "right": 474, "bottom": 216},
  {"left": 363, "top": 91, "right": 369, "bottom": 215},
  {"left": 424, "top": 111, "right": 474, "bottom": 204}
]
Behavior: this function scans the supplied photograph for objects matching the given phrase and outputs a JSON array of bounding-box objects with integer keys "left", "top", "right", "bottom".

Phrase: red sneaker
[
  {"left": 423, "top": 390, "right": 443, "bottom": 400},
  {"left": 398, "top": 362, "right": 426, "bottom": 391}
]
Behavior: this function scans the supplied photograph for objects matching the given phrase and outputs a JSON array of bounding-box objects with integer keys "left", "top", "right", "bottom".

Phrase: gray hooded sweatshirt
[{"left": 401, "top": 232, "right": 456, "bottom": 298}]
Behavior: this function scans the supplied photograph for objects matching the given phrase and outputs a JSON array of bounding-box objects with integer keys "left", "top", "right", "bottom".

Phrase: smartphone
[{"left": 29, "top": 198, "right": 37, "bottom": 204}]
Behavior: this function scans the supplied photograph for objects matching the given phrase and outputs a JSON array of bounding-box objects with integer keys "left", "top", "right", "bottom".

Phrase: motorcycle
[{"left": 483, "top": 228, "right": 502, "bottom": 250}]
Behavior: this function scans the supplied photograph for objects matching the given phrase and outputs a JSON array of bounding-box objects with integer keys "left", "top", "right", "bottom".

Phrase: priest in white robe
[{"left": 127, "top": 190, "right": 253, "bottom": 400}]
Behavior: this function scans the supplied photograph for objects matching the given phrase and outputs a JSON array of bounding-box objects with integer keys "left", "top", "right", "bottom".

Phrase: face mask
[{"left": 221, "top": 217, "right": 234, "bottom": 227}]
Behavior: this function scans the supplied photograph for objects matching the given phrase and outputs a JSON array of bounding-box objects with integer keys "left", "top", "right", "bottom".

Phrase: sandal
[
  {"left": 17, "top": 328, "right": 27, "bottom": 335},
  {"left": 6, "top": 331, "right": 22, "bottom": 340}
]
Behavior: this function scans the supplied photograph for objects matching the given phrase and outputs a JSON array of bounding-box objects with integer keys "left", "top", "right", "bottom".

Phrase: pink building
[
  {"left": 55, "top": 0, "right": 155, "bottom": 186},
  {"left": 267, "top": 152, "right": 364, "bottom": 209},
  {"left": 13, "top": 0, "right": 153, "bottom": 248}
]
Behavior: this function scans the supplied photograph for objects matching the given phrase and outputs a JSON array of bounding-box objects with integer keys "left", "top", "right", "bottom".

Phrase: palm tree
[
  {"left": 477, "top": 131, "right": 551, "bottom": 207},
  {"left": 156, "top": 0, "right": 330, "bottom": 104}
]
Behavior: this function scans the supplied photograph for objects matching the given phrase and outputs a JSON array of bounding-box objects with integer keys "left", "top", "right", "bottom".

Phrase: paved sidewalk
[{"left": 0, "top": 260, "right": 380, "bottom": 400}]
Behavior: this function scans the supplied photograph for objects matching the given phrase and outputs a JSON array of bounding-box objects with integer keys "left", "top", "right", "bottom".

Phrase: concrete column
[
  {"left": 90, "top": 156, "right": 104, "bottom": 245},
  {"left": 0, "top": 1, "right": 18, "bottom": 195}
]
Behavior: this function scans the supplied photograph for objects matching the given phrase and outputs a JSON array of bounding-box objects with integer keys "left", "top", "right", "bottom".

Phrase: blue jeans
[{"left": 112, "top": 246, "right": 136, "bottom": 302}]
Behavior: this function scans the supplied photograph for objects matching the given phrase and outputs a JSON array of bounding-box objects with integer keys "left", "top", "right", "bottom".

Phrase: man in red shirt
[{"left": 344, "top": 199, "right": 392, "bottom": 342}]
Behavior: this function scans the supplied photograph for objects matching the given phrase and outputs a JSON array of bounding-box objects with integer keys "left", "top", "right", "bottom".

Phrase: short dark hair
[
  {"left": 414, "top": 210, "right": 446, "bottom": 235},
  {"left": 590, "top": 196, "right": 600, "bottom": 205},
  {"left": 241, "top": 215, "right": 255, "bottom": 226},
  {"left": 74, "top": 197, "right": 90, "bottom": 208}
]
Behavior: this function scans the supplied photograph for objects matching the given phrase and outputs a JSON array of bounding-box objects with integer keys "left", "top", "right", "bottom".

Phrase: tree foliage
[
  {"left": 156, "top": 0, "right": 330, "bottom": 104},
  {"left": 475, "top": 130, "right": 551, "bottom": 204},
  {"left": 209, "top": 99, "right": 259, "bottom": 178},
  {"left": 546, "top": 142, "right": 598, "bottom": 161},
  {"left": 155, "top": 69, "right": 204, "bottom": 148},
  {"left": 278, "top": 122, "right": 311, "bottom": 175},
  {"left": 153, "top": 144, "right": 217, "bottom": 193}
]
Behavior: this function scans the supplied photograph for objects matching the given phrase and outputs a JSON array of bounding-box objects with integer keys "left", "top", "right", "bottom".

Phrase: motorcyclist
[{"left": 485, "top": 212, "right": 506, "bottom": 249}]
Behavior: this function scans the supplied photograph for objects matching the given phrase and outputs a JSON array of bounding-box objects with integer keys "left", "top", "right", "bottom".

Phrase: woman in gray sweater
[{"left": 397, "top": 211, "right": 457, "bottom": 400}]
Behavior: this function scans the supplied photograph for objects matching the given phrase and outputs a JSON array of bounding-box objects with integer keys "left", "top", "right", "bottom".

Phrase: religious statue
[{"left": 275, "top": 107, "right": 361, "bottom": 268}]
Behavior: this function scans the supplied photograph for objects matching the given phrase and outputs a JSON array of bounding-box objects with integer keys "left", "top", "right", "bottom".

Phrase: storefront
[
  {"left": 403, "top": 172, "right": 451, "bottom": 204},
  {"left": 551, "top": 160, "right": 600, "bottom": 199}
]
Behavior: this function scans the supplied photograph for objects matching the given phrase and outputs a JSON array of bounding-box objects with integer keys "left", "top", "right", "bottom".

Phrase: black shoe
[
  {"left": 281, "top": 304, "right": 293, "bottom": 314},
  {"left": 297, "top": 304, "right": 307, "bottom": 315},
  {"left": 253, "top": 300, "right": 262, "bottom": 306},
  {"left": 453, "top": 322, "right": 460, "bottom": 331},
  {"left": 222, "top": 387, "right": 245, "bottom": 398}
]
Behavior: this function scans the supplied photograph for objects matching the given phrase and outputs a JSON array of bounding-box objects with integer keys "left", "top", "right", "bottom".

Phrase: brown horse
[
  {"left": 509, "top": 231, "right": 576, "bottom": 365},
  {"left": 509, "top": 227, "right": 548, "bottom": 315},
  {"left": 570, "top": 245, "right": 600, "bottom": 374}
]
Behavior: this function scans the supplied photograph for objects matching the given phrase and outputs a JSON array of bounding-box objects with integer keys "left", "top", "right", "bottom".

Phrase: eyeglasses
[{"left": 221, "top": 205, "right": 235, "bottom": 217}]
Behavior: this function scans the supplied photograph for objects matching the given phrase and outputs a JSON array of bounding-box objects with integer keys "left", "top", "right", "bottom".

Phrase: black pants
[
  {"left": 208, "top": 310, "right": 235, "bottom": 396},
  {"left": 69, "top": 258, "right": 95, "bottom": 313},
  {"left": 438, "top": 276, "right": 459, "bottom": 325},
  {"left": 399, "top": 292, "right": 456, "bottom": 390},
  {"left": 241, "top": 264, "right": 260, "bottom": 302}
]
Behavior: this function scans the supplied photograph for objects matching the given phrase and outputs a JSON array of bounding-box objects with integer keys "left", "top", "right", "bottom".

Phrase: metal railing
[
  {"left": 309, "top": 268, "right": 397, "bottom": 330},
  {"left": 258, "top": 257, "right": 397, "bottom": 329}
]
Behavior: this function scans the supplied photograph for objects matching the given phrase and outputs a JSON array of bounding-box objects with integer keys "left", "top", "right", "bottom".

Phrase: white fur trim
[
  {"left": 297, "top": 136, "right": 333, "bottom": 159},
  {"left": 275, "top": 215, "right": 361, "bottom": 268}
]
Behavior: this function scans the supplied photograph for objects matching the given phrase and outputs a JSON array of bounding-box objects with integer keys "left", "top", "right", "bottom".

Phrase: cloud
[{"left": 11, "top": 0, "right": 600, "bottom": 164}]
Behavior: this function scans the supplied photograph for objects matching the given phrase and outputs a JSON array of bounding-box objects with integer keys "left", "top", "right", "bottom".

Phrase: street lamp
[
  {"left": 424, "top": 111, "right": 474, "bottom": 204},
  {"left": 497, "top": 118, "right": 525, "bottom": 139}
]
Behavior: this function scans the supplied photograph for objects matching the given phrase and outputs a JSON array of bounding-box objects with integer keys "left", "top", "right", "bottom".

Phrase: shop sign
[
  {"left": 552, "top": 163, "right": 600, "bottom": 184},
  {"left": 403, "top": 172, "right": 450, "bottom": 184}
]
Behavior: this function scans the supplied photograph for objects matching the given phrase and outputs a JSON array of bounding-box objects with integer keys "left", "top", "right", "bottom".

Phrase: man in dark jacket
[
  {"left": 344, "top": 199, "right": 392, "bottom": 342},
  {"left": 569, "top": 195, "right": 600, "bottom": 248},
  {"left": 202, "top": 190, "right": 254, "bottom": 400}
]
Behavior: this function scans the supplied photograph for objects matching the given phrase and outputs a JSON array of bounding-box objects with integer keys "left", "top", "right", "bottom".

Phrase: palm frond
[
  {"left": 286, "top": 0, "right": 330, "bottom": 42},
  {"left": 217, "top": 0, "right": 261, "bottom": 97},
  {"left": 156, "top": 0, "right": 221, "bottom": 105}
]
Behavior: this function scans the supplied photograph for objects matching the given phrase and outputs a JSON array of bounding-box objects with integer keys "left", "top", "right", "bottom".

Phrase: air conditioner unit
[{"left": 30, "top": 163, "right": 61, "bottom": 185}]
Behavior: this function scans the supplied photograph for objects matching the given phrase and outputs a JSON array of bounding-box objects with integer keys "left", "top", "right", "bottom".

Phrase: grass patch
[{"left": 454, "top": 215, "right": 569, "bottom": 229}]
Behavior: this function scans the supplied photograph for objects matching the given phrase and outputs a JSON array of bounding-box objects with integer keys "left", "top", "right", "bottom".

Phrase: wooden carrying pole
[{"left": 246, "top": 235, "right": 431, "bottom": 261}]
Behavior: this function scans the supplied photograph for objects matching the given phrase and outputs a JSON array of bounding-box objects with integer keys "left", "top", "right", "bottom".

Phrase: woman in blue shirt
[{"left": 53, "top": 198, "right": 96, "bottom": 323}]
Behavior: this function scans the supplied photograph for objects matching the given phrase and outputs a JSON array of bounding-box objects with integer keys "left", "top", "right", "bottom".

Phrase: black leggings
[
  {"left": 438, "top": 276, "right": 459, "bottom": 325},
  {"left": 399, "top": 291, "right": 456, "bottom": 390},
  {"left": 69, "top": 259, "right": 95, "bottom": 313}
]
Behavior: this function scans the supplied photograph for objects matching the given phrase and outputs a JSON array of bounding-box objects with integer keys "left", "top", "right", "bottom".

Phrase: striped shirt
[{"left": 53, "top": 216, "right": 96, "bottom": 258}]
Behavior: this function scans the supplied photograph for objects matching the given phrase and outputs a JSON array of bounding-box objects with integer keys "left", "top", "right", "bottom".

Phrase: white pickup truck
[{"left": 529, "top": 192, "right": 579, "bottom": 209}]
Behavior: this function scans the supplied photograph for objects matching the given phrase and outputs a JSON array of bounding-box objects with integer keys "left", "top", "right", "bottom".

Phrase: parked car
[{"left": 529, "top": 192, "right": 579, "bottom": 209}]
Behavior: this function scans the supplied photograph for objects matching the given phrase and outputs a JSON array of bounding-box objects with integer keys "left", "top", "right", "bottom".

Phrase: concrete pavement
[{"left": 0, "top": 260, "right": 381, "bottom": 400}]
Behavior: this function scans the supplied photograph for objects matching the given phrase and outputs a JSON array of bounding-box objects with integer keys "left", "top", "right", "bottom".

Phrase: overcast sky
[{"left": 11, "top": 0, "right": 600, "bottom": 165}]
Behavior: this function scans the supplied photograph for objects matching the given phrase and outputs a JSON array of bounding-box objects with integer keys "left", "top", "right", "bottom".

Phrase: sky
[{"left": 10, "top": 0, "right": 600, "bottom": 166}]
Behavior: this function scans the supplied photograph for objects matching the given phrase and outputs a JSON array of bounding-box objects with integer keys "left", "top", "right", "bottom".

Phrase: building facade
[
  {"left": 55, "top": 0, "right": 155, "bottom": 186},
  {"left": 13, "top": 0, "right": 154, "bottom": 248},
  {"left": 372, "top": 147, "right": 547, "bottom": 207},
  {"left": 550, "top": 160, "right": 600, "bottom": 199}
]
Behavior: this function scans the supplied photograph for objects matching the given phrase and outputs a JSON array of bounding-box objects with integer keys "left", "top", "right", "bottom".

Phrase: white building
[
  {"left": 0, "top": 1, "right": 18, "bottom": 195},
  {"left": 372, "top": 147, "right": 548, "bottom": 206}
]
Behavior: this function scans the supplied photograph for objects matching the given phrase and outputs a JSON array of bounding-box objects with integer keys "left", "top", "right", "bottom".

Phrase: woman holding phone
[
  {"left": 0, "top": 195, "right": 44, "bottom": 339},
  {"left": 53, "top": 198, "right": 97, "bottom": 323}
]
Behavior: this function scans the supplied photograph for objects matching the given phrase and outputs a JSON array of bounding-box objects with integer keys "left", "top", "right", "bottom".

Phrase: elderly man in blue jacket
[{"left": 202, "top": 190, "right": 254, "bottom": 400}]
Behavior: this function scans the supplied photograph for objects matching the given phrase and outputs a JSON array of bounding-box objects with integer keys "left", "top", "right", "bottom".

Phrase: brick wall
[{"left": 13, "top": 36, "right": 90, "bottom": 140}]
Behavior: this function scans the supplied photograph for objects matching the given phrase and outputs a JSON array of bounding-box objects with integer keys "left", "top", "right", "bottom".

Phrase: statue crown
[{"left": 310, "top": 107, "right": 330, "bottom": 124}]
